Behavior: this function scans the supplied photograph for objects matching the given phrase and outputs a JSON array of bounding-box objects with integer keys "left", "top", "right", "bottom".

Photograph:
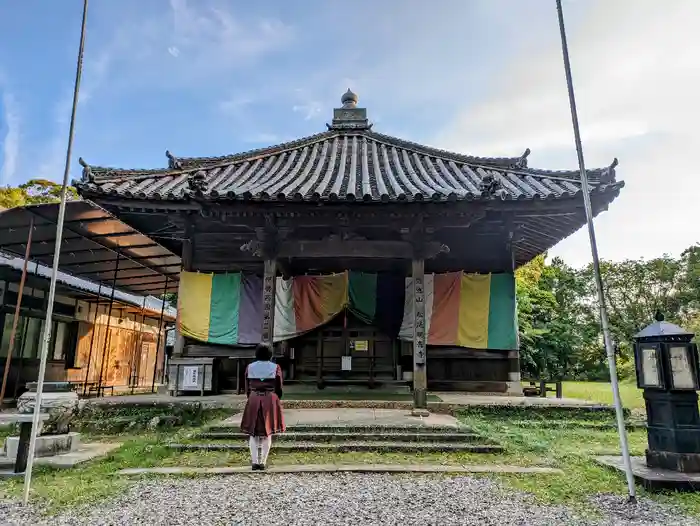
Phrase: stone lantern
[{"left": 634, "top": 312, "right": 700, "bottom": 472}]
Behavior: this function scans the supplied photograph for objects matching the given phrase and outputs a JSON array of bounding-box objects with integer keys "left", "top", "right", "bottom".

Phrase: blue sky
[{"left": 0, "top": 0, "right": 697, "bottom": 267}]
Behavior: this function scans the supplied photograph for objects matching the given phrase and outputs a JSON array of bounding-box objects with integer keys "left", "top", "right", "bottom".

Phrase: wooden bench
[
  {"left": 0, "top": 413, "right": 50, "bottom": 474},
  {"left": 523, "top": 380, "right": 563, "bottom": 398}
]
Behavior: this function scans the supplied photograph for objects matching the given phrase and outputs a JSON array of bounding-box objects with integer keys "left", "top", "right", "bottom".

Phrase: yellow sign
[{"left": 353, "top": 340, "right": 368, "bottom": 351}]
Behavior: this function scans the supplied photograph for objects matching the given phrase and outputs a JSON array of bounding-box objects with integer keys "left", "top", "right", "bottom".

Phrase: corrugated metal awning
[{"left": 0, "top": 200, "right": 180, "bottom": 296}]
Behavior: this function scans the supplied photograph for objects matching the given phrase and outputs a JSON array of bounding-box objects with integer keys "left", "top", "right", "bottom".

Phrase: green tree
[
  {"left": 518, "top": 246, "right": 700, "bottom": 382},
  {"left": 516, "top": 254, "right": 558, "bottom": 379},
  {"left": 0, "top": 179, "right": 78, "bottom": 209}
]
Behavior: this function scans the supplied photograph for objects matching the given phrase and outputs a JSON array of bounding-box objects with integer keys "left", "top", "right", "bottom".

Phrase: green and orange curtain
[
  {"left": 273, "top": 272, "right": 349, "bottom": 341},
  {"left": 398, "top": 272, "right": 518, "bottom": 350}
]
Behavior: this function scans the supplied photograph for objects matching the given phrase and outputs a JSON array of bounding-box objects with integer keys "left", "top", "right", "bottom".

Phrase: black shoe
[
  {"left": 252, "top": 464, "right": 262, "bottom": 471},
  {"left": 259, "top": 464, "right": 266, "bottom": 471}
]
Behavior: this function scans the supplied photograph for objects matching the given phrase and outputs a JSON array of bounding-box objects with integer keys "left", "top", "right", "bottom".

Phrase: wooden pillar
[
  {"left": 506, "top": 224, "right": 523, "bottom": 396},
  {"left": 261, "top": 257, "right": 277, "bottom": 348},
  {"left": 174, "top": 220, "right": 193, "bottom": 358},
  {"left": 412, "top": 257, "right": 429, "bottom": 415}
]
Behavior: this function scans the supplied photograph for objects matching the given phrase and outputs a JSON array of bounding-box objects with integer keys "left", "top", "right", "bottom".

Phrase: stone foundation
[
  {"left": 646, "top": 449, "right": 700, "bottom": 473},
  {"left": 3, "top": 432, "right": 81, "bottom": 460},
  {"left": 17, "top": 382, "right": 79, "bottom": 435}
]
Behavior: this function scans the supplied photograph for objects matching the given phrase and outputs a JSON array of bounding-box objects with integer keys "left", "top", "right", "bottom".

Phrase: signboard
[
  {"left": 341, "top": 356, "right": 352, "bottom": 371},
  {"left": 352, "top": 340, "right": 368, "bottom": 352},
  {"left": 669, "top": 346, "right": 696, "bottom": 389},
  {"left": 641, "top": 347, "right": 661, "bottom": 387},
  {"left": 182, "top": 365, "right": 200, "bottom": 389}
]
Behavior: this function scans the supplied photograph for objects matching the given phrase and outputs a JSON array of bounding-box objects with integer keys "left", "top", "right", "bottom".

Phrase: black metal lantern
[
  {"left": 633, "top": 311, "right": 700, "bottom": 472},
  {"left": 634, "top": 312, "right": 699, "bottom": 391}
]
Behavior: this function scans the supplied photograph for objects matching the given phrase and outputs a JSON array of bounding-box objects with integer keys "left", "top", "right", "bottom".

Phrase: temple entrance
[{"left": 289, "top": 312, "right": 400, "bottom": 387}]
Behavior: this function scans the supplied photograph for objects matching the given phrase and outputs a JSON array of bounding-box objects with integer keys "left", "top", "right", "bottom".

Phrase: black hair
[{"left": 255, "top": 344, "right": 272, "bottom": 361}]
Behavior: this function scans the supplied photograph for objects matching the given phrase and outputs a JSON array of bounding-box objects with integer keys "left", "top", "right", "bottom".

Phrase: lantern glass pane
[
  {"left": 642, "top": 346, "right": 661, "bottom": 387},
  {"left": 669, "top": 345, "right": 696, "bottom": 389}
]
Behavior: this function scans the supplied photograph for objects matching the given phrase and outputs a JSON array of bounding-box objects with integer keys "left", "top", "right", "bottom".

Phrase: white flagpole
[
  {"left": 22, "top": 0, "right": 89, "bottom": 504},
  {"left": 555, "top": 0, "right": 636, "bottom": 502}
]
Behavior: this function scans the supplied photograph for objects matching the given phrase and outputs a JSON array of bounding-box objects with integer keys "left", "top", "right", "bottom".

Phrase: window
[
  {"left": 21, "top": 318, "right": 43, "bottom": 359},
  {"left": 63, "top": 322, "right": 80, "bottom": 369},
  {"left": 0, "top": 314, "right": 79, "bottom": 366},
  {"left": 52, "top": 322, "right": 67, "bottom": 361}
]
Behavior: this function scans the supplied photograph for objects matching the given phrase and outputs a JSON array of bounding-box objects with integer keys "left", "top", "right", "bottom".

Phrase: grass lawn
[
  {"left": 559, "top": 381, "right": 645, "bottom": 410},
  {"left": 458, "top": 409, "right": 700, "bottom": 515}
]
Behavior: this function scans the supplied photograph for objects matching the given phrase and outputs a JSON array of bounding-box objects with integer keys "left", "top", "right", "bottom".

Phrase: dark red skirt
[{"left": 240, "top": 391, "right": 285, "bottom": 437}]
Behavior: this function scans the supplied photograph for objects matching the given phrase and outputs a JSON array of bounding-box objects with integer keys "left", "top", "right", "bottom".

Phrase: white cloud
[
  {"left": 81, "top": 0, "right": 294, "bottom": 102},
  {"left": 167, "top": 0, "right": 294, "bottom": 71},
  {"left": 292, "top": 101, "right": 322, "bottom": 121},
  {"left": 219, "top": 94, "right": 255, "bottom": 114},
  {"left": 0, "top": 89, "right": 19, "bottom": 184},
  {"left": 436, "top": 0, "right": 700, "bottom": 266}
]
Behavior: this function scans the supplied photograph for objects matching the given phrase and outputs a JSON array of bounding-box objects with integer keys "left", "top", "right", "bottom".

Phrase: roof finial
[
  {"left": 515, "top": 148, "right": 531, "bottom": 169},
  {"left": 78, "top": 157, "right": 93, "bottom": 182},
  {"left": 328, "top": 88, "right": 370, "bottom": 130},
  {"left": 165, "top": 150, "right": 182, "bottom": 170},
  {"left": 341, "top": 88, "right": 358, "bottom": 109}
]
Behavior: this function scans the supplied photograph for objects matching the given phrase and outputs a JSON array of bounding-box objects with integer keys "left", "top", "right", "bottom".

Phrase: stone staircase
[{"left": 168, "top": 410, "right": 503, "bottom": 454}]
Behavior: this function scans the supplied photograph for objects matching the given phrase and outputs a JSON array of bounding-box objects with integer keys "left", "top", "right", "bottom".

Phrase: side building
[
  {"left": 0, "top": 203, "right": 177, "bottom": 401},
  {"left": 75, "top": 90, "right": 624, "bottom": 397},
  {"left": 0, "top": 250, "right": 176, "bottom": 399}
]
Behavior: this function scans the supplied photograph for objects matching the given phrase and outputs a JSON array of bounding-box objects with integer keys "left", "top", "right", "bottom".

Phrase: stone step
[
  {"left": 206, "top": 424, "right": 473, "bottom": 434},
  {"left": 168, "top": 442, "right": 504, "bottom": 453},
  {"left": 198, "top": 431, "right": 487, "bottom": 443}
]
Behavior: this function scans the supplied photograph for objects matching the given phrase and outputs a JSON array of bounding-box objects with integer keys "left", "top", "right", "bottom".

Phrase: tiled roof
[{"left": 76, "top": 91, "right": 623, "bottom": 204}]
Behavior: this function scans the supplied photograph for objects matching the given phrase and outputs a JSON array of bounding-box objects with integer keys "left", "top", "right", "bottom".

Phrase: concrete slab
[
  {"left": 596, "top": 455, "right": 700, "bottom": 491},
  {"left": 220, "top": 409, "right": 460, "bottom": 428},
  {"left": 0, "top": 412, "right": 50, "bottom": 424},
  {"left": 0, "top": 442, "right": 121, "bottom": 472},
  {"left": 38, "top": 442, "right": 122, "bottom": 468},
  {"left": 117, "top": 463, "right": 564, "bottom": 476}
]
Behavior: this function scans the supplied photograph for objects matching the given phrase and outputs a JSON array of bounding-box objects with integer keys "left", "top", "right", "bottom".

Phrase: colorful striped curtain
[
  {"left": 178, "top": 270, "right": 517, "bottom": 350},
  {"left": 177, "top": 272, "right": 262, "bottom": 345},
  {"left": 273, "top": 272, "right": 349, "bottom": 341},
  {"left": 398, "top": 272, "right": 518, "bottom": 350}
]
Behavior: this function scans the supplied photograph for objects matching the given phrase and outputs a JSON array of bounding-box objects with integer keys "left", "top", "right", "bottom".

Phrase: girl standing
[{"left": 240, "top": 344, "right": 285, "bottom": 470}]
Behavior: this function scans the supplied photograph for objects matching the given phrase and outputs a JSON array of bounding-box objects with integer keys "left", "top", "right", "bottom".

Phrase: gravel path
[{"left": 2, "top": 474, "right": 698, "bottom": 526}]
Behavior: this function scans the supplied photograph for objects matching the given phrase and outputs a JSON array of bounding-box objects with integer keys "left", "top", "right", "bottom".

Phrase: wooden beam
[{"left": 271, "top": 240, "right": 449, "bottom": 259}]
